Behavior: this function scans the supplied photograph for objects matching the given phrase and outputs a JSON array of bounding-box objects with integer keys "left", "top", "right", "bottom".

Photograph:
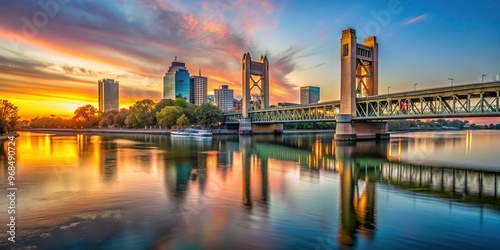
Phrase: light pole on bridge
[
  {"left": 482, "top": 74, "right": 487, "bottom": 82},
  {"left": 448, "top": 78, "right": 454, "bottom": 86},
  {"left": 387, "top": 86, "right": 391, "bottom": 94},
  {"left": 414, "top": 83, "right": 418, "bottom": 91}
]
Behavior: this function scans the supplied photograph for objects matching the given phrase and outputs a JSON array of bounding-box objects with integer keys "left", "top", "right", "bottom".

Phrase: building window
[{"left": 343, "top": 44, "right": 349, "bottom": 57}]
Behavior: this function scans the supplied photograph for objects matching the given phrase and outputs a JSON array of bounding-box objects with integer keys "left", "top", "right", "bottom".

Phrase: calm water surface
[{"left": 1, "top": 130, "right": 500, "bottom": 249}]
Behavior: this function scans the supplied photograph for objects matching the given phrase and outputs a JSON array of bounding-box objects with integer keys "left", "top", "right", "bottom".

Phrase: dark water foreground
[{"left": 0, "top": 131, "right": 499, "bottom": 249}]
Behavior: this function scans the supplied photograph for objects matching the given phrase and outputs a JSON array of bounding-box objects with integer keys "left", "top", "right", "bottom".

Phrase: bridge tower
[
  {"left": 336, "top": 28, "right": 386, "bottom": 140},
  {"left": 240, "top": 52, "right": 270, "bottom": 134}
]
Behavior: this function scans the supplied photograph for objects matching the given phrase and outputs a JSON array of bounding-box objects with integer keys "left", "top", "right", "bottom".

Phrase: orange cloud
[{"left": 0, "top": 0, "right": 300, "bottom": 118}]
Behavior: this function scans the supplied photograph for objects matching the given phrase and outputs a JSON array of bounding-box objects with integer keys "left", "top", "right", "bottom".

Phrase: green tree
[
  {"left": 173, "top": 98, "right": 188, "bottom": 108},
  {"left": 113, "top": 108, "right": 129, "bottom": 127},
  {"left": 155, "top": 99, "right": 175, "bottom": 111},
  {"left": 176, "top": 114, "right": 189, "bottom": 127},
  {"left": 0, "top": 116, "right": 8, "bottom": 134},
  {"left": 0, "top": 100, "right": 20, "bottom": 132},
  {"left": 125, "top": 99, "right": 156, "bottom": 128},
  {"left": 73, "top": 104, "right": 99, "bottom": 128},
  {"left": 195, "top": 103, "right": 222, "bottom": 127},
  {"left": 183, "top": 103, "right": 197, "bottom": 124},
  {"left": 99, "top": 110, "right": 117, "bottom": 128},
  {"left": 151, "top": 99, "right": 174, "bottom": 124},
  {"left": 156, "top": 106, "right": 182, "bottom": 128}
]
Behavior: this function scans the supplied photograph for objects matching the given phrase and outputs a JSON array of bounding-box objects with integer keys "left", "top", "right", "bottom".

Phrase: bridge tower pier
[
  {"left": 240, "top": 52, "right": 280, "bottom": 135},
  {"left": 335, "top": 28, "right": 388, "bottom": 141}
]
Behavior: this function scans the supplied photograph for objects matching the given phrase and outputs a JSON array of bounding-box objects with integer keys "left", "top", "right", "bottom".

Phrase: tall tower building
[
  {"left": 340, "top": 28, "right": 378, "bottom": 116},
  {"left": 98, "top": 79, "right": 119, "bottom": 112},
  {"left": 189, "top": 69, "right": 208, "bottom": 105},
  {"left": 214, "top": 85, "right": 234, "bottom": 112},
  {"left": 300, "top": 86, "right": 320, "bottom": 105},
  {"left": 163, "top": 57, "right": 190, "bottom": 101}
]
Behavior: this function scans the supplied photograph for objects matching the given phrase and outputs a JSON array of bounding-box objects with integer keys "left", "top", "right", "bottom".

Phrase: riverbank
[
  {"left": 22, "top": 128, "right": 240, "bottom": 135},
  {"left": 0, "top": 133, "right": 19, "bottom": 144},
  {"left": 22, "top": 128, "right": 169, "bottom": 135},
  {"left": 21, "top": 128, "right": 339, "bottom": 135}
]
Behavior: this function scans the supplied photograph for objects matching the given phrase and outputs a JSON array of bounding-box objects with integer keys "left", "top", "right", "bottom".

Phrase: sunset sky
[{"left": 1, "top": 0, "right": 499, "bottom": 120}]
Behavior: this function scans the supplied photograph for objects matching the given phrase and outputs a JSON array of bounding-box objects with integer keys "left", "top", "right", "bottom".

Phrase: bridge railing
[{"left": 356, "top": 81, "right": 500, "bottom": 119}]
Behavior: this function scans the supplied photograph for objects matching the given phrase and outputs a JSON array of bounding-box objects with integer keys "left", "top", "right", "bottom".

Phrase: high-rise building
[
  {"left": 300, "top": 86, "right": 320, "bottom": 105},
  {"left": 163, "top": 57, "right": 190, "bottom": 101},
  {"left": 98, "top": 79, "right": 119, "bottom": 112},
  {"left": 189, "top": 69, "right": 207, "bottom": 105},
  {"left": 207, "top": 95, "right": 214, "bottom": 104},
  {"left": 214, "top": 85, "right": 234, "bottom": 112}
]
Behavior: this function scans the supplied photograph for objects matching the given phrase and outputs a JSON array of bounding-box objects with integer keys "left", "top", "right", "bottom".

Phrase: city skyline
[{"left": 1, "top": 1, "right": 500, "bottom": 121}]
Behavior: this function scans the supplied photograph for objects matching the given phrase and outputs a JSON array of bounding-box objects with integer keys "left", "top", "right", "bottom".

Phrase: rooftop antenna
[
  {"left": 174, "top": 56, "right": 177, "bottom": 62},
  {"left": 199, "top": 68, "right": 201, "bottom": 76}
]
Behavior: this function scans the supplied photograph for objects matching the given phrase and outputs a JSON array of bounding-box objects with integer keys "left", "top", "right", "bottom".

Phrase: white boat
[
  {"left": 189, "top": 128, "right": 212, "bottom": 137},
  {"left": 170, "top": 129, "right": 192, "bottom": 137},
  {"left": 170, "top": 128, "right": 212, "bottom": 137}
]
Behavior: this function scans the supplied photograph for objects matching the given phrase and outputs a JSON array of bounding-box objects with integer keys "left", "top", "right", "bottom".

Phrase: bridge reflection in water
[{"left": 229, "top": 135, "right": 499, "bottom": 248}]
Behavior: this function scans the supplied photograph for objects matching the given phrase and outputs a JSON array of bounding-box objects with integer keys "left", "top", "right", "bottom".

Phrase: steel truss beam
[{"left": 224, "top": 81, "right": 500, "bottom": 123}]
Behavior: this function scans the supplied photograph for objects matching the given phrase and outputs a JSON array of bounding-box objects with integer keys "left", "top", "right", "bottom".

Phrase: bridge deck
[{"left": 224, "top": 81, "right": 500, "bottom": 124}]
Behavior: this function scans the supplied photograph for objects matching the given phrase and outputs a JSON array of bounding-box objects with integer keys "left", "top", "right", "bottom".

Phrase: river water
[{"left": 0, "top": 131, "right": 499, "bottom": 249}]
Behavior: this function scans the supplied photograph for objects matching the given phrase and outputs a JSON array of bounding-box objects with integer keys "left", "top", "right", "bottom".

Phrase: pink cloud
[
  {"left": 403, "top": 14, "right": 428, "bottom": 25},
  {"left": 316, "top": 30, "right": 330, "bottom": 40},
  {"left": 199, "top": 0, "right": 284, "bottom": 36},
  {"left": 0, "top": 0, "right": 303, "bottom": 117}
]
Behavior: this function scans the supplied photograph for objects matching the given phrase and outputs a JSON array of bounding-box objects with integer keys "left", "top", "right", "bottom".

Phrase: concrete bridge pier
[
  {"left": 352, "top": 121, "right": 389, "bottom": 140},
  {"left": 334, "top": 115, "right": 389, "bottom": 141},
  {"left": 334, "top": 114, "right": 356, "bottom": 141},
  {"left": 239, "top": 118, "right": 252, "bottom": 135},
  {"left": 275, "top": 123, "right": 284, "bottom": 134}
]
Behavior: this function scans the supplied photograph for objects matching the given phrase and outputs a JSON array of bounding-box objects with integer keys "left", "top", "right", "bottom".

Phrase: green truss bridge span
[{"left": 224, "top": 81, "right": 500, "bottom": 124}]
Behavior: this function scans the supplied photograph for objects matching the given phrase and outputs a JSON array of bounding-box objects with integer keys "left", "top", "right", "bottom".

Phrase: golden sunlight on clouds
[{"left": 0, "top": 0, "right": 303, "bottom": 119}]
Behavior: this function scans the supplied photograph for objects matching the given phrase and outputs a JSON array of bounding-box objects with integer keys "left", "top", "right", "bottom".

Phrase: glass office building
[
  {"left": 300, "top": 86, "right": 320, "bottom": 104},
  {"left": 163, "top": 59, "right": 190, "bottom": 101}
]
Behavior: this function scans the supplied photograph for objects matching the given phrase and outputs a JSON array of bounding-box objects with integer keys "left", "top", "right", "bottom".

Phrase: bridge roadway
[{"left": 224, "top": 81, "right": 500, "bottom": 124}]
